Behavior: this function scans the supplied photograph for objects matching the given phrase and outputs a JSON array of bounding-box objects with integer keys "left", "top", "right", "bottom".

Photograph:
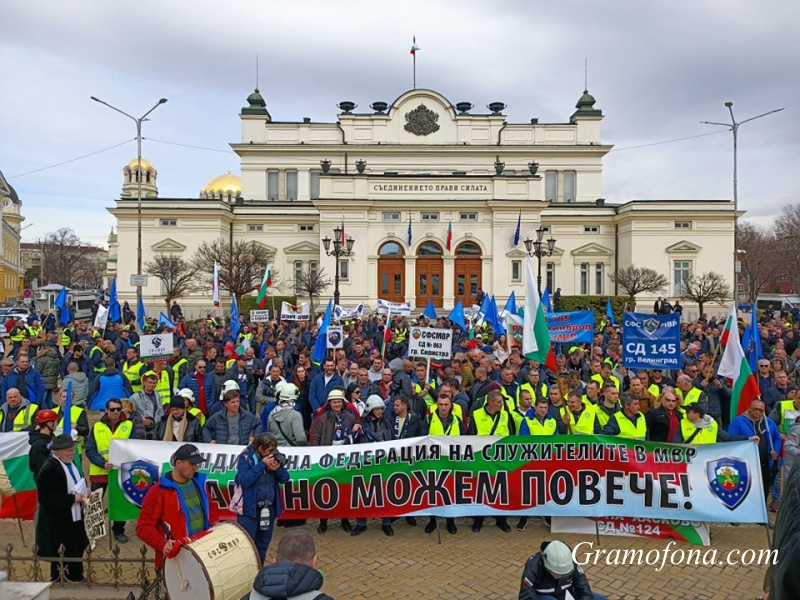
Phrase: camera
[{"left": 270, "top": 449, "right": 288, "bottom": 467}]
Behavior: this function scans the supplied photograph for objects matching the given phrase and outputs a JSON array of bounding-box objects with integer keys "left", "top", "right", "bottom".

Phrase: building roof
[
  {"left": 202, "top": 171, "right": 242, "bottom": 196},
  {"left": 125, "top": 158, "right": 155, "bottom": 171}
]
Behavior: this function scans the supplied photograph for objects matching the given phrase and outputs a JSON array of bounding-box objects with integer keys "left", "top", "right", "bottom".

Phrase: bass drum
[{"left": 164, "top": 521, "right": 260, "bottom": 600}]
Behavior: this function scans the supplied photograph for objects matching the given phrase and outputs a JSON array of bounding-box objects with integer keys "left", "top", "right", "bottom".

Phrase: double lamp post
[{"left": 524, "top": 226, "right": 557, "bottom": 296}]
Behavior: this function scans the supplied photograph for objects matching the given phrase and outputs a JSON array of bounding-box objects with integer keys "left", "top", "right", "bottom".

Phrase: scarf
[
  {"left": 163, "top": 414, "right": 188, "bottom": 442},
  {"left": 59, "top": 459, "right": 84, "bottom": 522}
]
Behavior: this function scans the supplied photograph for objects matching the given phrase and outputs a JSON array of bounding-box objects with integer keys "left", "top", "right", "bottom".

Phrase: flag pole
[{"left": 11, "top": 495, "right": 26, "bottom": 546}]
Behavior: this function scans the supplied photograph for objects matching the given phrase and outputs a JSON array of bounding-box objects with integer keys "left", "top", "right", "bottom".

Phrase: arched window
[
  {"left": 418, "top": 242, "right": 443, "bottom": 255},
  {"left": 379, "top": 242, "right": 404, "bottom": 256},
  {"left": 455, "top": 242, "right": 481, "bottom": 256}
]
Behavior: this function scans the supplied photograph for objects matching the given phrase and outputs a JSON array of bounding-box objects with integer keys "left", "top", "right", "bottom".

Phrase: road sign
[{"left": 130, "top": 274, "right": 148, "bottom": 287}]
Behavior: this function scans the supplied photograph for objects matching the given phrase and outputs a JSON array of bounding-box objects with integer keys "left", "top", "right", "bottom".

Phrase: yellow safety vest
[
  {"left": 581, "top": 394, "right": 601, "bottom": 406},
  {"left": 613, "top": 412, "right": 647, "bottom": 440},
  {"left": 89, "top": 420, "right": 134, "bottom": 477},
  {"left": 172, "top": 357, "right": 189, "bottom": 380},
  {"left": 678, "top": 387, "right": 703, "bottom": 407},
  {"left": 591, "top": 373, "right": 620, "bottom": 392},
  {"left": 427, "top": 412, "right": 462, "bottom": 436},
  {"left": 54, "top": 405, "right": 86, "bottom": 453},
  {"left": 679, "top": 418, "right": 717, "bottom": 444},
  {"left": 570, "top": 406, "right": 597, "bottom": 435},
  {"left": 500, "top": 384, "right": 520, "bottom": 411},
  {"left": 142, "top": 370, "right": 173, "bottom": 405},
  {"left": 393, "top": 327, "right": 408, "bottom": 343},
  {"left": 9, "top": 326, "right": 25, "bottom": 343},
  {"left": 520, "top": 381, "right": 548, "bottom": 402},
  {"left": 472, "top": 407, "right": 511, "bottom": 436},
  {"left": 61, "top": 327, "right": 73, "bottom": 348},
  {"left": 414, "top": 380, "right": 437, "bottom": 411},
  {"left": 89, "top": 346, "right": 106, "bottom": 373},
  {"left": 522, "top": 416, "right": 558, "bottom": 436},
  {"left": 123, "top": 361, "right": 143, "bottom": 393},
  {"left": 225, "top": 358, "right": 236, "bottom": 370},
  {"left": 188, "top": 406, "right": 206, "bottom": 426},
  {"left": 779, "top": 400, "right": 800, "bottom": 435},
  {"left": 595, "top": 405, "right": 618, "bottom": 428},
  {"left": 0, "top": 403, "right": 39, "bottom": 431},
  {"left": 27, "top": 326, "right": 43, "bottom": 338}
]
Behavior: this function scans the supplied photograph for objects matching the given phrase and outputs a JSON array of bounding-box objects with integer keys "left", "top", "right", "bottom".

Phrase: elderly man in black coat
[{"left": 36, "top": 434, "right": 89, "bottom": 582}]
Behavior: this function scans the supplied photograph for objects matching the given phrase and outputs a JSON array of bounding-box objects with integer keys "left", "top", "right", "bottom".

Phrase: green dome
[{"left": 243, "top": 88, "right": 270, "bottom": 118}]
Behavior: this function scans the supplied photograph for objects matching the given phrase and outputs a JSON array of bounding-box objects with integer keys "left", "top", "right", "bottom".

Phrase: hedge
[
  {"left": 556, "top": 295, "right": 629, "bottom": 327},
  {"left": 239, "top": 295, "right": 298, "bottom": 319}
]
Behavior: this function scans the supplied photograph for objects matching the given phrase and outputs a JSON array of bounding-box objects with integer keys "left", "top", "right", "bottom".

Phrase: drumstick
[{"left": 160, "top": 520, "right": 189, "bottom": 592}]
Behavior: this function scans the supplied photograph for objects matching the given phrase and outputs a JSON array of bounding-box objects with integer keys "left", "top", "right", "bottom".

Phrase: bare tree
[
  {"left": 292, "top": 267, "right": 331, "bottom": 315},
  {"left": 610, "top": 265, "right": 668, "bottom": 301},
  {"left": 773, "top": 204, "right": 800, "bottom": 292},
  {"left": 145, "top": 254, "right": 201, "bottom": 309},
  {"left": 679, "top": 271, "right": 732, "bottom": 317},
  {"left": 191, "top": 239, "right": 276, "bottom": 303},
  {"left": 737, "top": 222, "right": 782, "bottom": 303},
  {"left": 41, "top": 228, "right": 103, "bottom": 288}
]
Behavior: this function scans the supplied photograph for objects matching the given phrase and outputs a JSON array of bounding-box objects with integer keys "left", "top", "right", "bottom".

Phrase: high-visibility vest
[
  {"left": 521, "top": 416, "right": 558, "bottom": 436},
  {"left": 54, "top": 405, "right": 86, "bottom": 453},
  {"left": 647, "top": 383, "right": 661, "bottom": 399},
  {"left": 500, "top": 383, "right": 520, "bottom": 411},
  {"left": 779, "top": 400, "right": 800, "bottom": 435},
  {"left": 570, "top": 406, "right": 597, "bottom": 435},
  {"left": 414, "top": 379, "right": 437, "bottom": 411},
  {"left": 61, "top": 327, "right": 73, "bottom": 348},
  {"left": 225, "top": 358, "right": 236, "bottom": 370},
  {"left": 595, "top": 405, "right": 618, "bottom": 428},
  {"left": 122, "top": 361, "right": 143, "bottom": 393},
  {"left": 393, "top": 326, "right": 408, "bottom": 344},
  {"left": 142, "top": 370, "right": 173, "bottom": 405},
  {"left": 172, "top": 358, "right": 189, "bottom": 380},
  {"left": 678, "top": 387, "right": 703, "bottom": 407},
  {"left": 581, "top": 394, "right": 601, "bottom": 406},
  {"left": 591, "top": 373, "right": 620, "bottom": 392},
  {"left": 520, "top": 381, "right": 548, "bottom": 403},
  {"left": 89, "top": 346, "right": 106, "bottom": 373},
  {"left": 27, "top": 326, "right": 43, "bottom": 338},
  {"left": 9, "top": 326, "right": 25, "bottom": 343},
  {"left": 189, "top": 407, "right": 206, "bottom": 426},
  {"left": 427, "top": 412, "right": 462, "bottom": 436},
  {"left": 679, "top": 418, "right": 717, "bottom": 444},
  {"left": 0, "top": 403, "right": 39, "bottom": 431},
  {"left": 471, "top": 407, "right": 510, "bottom": 436},
  {"left": 89, "top": 420, "right": 134, "bottom": 477},
  {"left": 613, "top": 412, "right": 647, "bottom": 440}
]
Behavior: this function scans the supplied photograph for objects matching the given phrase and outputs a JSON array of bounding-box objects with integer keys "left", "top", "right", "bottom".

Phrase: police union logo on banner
[
  {"left": 119, "top": 460, "right": 160, "bottom": 507},
  {"left": 706, "top": 457, "right": 751, "bottom": 510},
  {"left": 642, "top": 318, "right": 660, "bottom": 336}
]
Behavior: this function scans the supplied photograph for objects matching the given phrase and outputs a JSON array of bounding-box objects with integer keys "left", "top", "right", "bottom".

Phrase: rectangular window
[
  {"left": 540, "top": 226, "right": 551, "bottom": 233},
  {"left": 285, "top": 170, "right": 298, "bottom": 201},
  {"left": 420, "top": 212, "right": 439, "bottom": 221},
  {"left": 160, "top": 219, "right": 177, "bottom": 227},
  {"left": 247, "top": 224, "right": 263, "bottom": 232},
  {"left": 267, "top": 170, "right": 279, "bottom": 201},
  {"left": 511, "top": 260, "right": 522, "bottom": 283},
  {"left": 563, "top": 171, "right": 576, "bottom": 203},
  {"left": 381, "top": 274, "right": 389, "bottom": 295},
  {"left": 299, "top": 224, "right": 315, "bottom": 232},
  {"left": 339, "top": 259, "right": 349, "bottom": 281},
  {"left": 310, "top": 261, "right": 318, "bottom": 279},
  {"left": 393, "top": 274, "right": 401, "bottom": 296},
  {"left": 546, "top": 262, "right": 555, "bottom": 291},
  {"left": 309, "top": 171, "right": 320, "bottom": 200},
  {"left": 674, "top": 260, "right": 692, "bottom": 295},
  {"left": 584, "top": 226, "right": 599, "bottom": 233},
  {"left": 382, "top": 212, "right": 401, "bottom": 221},
  {"left": 457, "top": 274, "right": 465, "bottom": 295},
  {"left": 580, "top": 263, "right": 589, "bottom": 295},
  {"left": 595, "top": 263, "right": 604, "bottom": 295},
  {"left": 294, "top": 261, "right": 303, "bottom": 295},
  {"left": 545, "top": 171, "right": 558, "bottom": 202},
  {"left": 674, "top": 221, "right": 692, "bottom": 229},
  {"left": 460, "top": 212, "right": 478, "bottom": 221}
]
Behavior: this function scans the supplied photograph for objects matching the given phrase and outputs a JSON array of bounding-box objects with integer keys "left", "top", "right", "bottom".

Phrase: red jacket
[{"left": 136, "top": 472, "right": 219, "bottom": 568}]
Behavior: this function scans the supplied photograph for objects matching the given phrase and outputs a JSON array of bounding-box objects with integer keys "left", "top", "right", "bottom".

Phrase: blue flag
[
  {"left": 541, "top": 286, "right": 551, "bottom": 312},
  {"left": 750, "top": 306, "right": 763, "bottom": 374},
  {"left": 158, "top": 312, "right": 176, "bottom": 329},
  {"left": 230, "top": 297, "right": 241, "bottom": 340},
  {"left": 478, "top": 293, "right": 491, "bottom": 323},
  {"left": 503, "top": 291, "right": 517, "bottom": 315},
  {"left": 407, "top": 214, "right": 412, "bottom": 246},
  {"left": 62, "top": 380, "right": 73, "bottom": 437},
  {"left": 137, "top": 294, "right": 146, "bottom": 332},
  {"left": 55, "top": 286, "right": 71, "bottom": 325},
  {"left": 311, "top": 298, "right": 333, "bottom": 365},
  {"left": 606, "top": 297, "right": 616, "bottom": 327},
  {"left": 423, "top": 299, "right": 438, "bottom": 320},
  {"left": 742, "top": 325, "right": 753, "bottom": 362},
  {"left": 108, "top": 278, "right": 121, "bottom": 323},
  {"left": 513, "top": 211, "right": 521, "bottom": 246},
  {"left": 487, "top": 296, "right": 506, "bottom": 335},
  {"left": 448, "top": 300, "right": 466, "bottom": 330}
]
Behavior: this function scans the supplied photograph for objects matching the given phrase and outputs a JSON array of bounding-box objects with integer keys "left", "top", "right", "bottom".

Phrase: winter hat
[{"left": 487, "top": 381, "right": 502, "bottom": 393}]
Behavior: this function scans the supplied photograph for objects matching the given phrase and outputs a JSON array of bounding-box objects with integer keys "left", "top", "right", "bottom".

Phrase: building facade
[
  {"left": 108, "top": 87, "right": 735, "bottom": 320},
  {"left": 0, "top": 170, "right": 25, "bottom": 303}
]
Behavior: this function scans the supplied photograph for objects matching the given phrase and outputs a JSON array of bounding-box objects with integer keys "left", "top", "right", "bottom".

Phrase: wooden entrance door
[
  {"left": 454, "top": 242, "right": 482, "bottom": 306},
  {"left": 416, "top": 242, "right": 444, "bottom": 308},
  {"left": 378, "top": 242, "right": 405, "bottom": 302}
]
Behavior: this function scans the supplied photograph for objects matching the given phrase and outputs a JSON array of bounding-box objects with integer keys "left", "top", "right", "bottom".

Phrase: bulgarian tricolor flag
[
  {"left": 522, "top": 256, "right": 557, "bottom": 372},
  {"left": 212, "top": 261, "right": 220, "bottom": 307},
  {"left": 382, "top": 308, "right": 392, "bottom": 355},
  {"left": 0, "top": 432, "right": 37, "bottom": 520},
  {"left": 256, "top": 264, "right": 272, "bottom": 309},
  {"left": 718, "top": 303, "right": 761, "bottom": 422},
  {"left": 410, "top": 37, "right": 420, "bottom": 55},
  {"left": 446, "top": 219, "right": 453, "bottom": 251}
]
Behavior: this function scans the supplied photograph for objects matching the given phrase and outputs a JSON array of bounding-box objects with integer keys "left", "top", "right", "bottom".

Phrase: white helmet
[
  {"left": 279, "top": 383, "right": 299, "bottom": 405},
  {"left": 542, "top": 540, "right": 574, "bottom": 576},
  {"left": 220, "top": 380, "right": 239, "bottom": 400},
  {"left": 365, "top": 394, "right": 385, "bottom": 413},
  {"left": 176, "top": 388, "right": 195, "bottom": 403}
]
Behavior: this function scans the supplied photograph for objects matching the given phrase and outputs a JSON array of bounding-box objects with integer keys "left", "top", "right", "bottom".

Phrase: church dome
[
  {"left": 125, "top": 158, "right": 155, "bottom": 171},
  {"left": 202, "top": 171, "right": 242, "bottom": 199}
]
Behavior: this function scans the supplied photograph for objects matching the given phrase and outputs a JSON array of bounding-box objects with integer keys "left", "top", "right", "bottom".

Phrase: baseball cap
[{"left": 172, "top": 444, "right": 204, "bottom": 465}]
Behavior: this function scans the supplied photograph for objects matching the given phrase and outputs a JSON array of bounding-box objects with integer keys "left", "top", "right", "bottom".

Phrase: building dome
[
  {"left": 202, "top": 171, "right": 242, "bottom": 199},
  {"left": 125, "top": 158, "right": 155, "bottom": 171},
  {"left": 6, "top": 184, "right": 20, "bottom": 205}
]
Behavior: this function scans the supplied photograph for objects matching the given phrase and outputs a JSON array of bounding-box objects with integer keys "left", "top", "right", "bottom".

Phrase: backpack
[{"left": 228, "top": 449, "right": 257, "bottom": 515}]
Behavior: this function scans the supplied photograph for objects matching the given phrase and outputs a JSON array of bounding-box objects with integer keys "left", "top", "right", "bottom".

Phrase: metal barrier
[{"left": 3, "top": 542, "right": 165, "bottom": 599}]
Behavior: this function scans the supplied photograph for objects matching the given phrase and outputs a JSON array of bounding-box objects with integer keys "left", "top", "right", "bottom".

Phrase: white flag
[
  {"left": 93, "top": 304, "right": 109, "bottom": 329},
  {"left": 212, "top": 261, "right": 220, "bottom": 307}
]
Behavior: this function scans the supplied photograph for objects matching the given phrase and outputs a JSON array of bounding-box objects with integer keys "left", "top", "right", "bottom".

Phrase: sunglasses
[{"left": 108, "top": 407, "right": 122, "bottom": 412}]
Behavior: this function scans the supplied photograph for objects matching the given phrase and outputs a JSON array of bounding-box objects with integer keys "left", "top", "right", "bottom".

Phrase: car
[{"left": 0, "top": 307, "right": 32, "bottom": 336}]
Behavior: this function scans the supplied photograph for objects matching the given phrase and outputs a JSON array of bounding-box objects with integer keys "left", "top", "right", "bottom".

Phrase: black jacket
[
  {"left": 154, "top": 411, "right": 203, "bottom": 443},
  {"left": 646, "top": 406, "right": 682, "bottom": 443},
  {"left": 519, "top": 542, "right": 595, "bottom": 600},
  {"left": 28, "top": 429, "right": 53, "bottom": 481},
  {"left": 36, "top": 456, "right": 89, "bottom": 557},
  {"left": 250, "top": 561, "right": 334, "bottom": 600}
]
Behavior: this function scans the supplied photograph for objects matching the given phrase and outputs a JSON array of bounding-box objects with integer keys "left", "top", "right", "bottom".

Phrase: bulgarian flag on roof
[
  {"left": 717, "top": 303, "right": 761, "bottom": 422},
  {"left": 256, "top": 264, "right": 272, "bottom": 309},
  {"left": 0, "top": 432, "right": 37, "bottom": 520},
  {"left": 410, "top": 37, "right": 420, "bottom": 55}
]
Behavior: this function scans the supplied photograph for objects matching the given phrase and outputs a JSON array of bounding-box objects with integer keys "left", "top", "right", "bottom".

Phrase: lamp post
[
  {"left": 322, "top": 226, "right": 354, "bottom": 307},
  {"left": 523, "top": 226, "right": 556, "bottom": 296},
  {"left": 90, "top": 96, "right": 168, "bottom": 305},
  {"left": 701, "top": 102, "right": 783, "bottom": 292}
]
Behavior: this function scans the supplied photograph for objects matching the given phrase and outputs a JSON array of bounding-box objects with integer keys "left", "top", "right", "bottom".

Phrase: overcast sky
[{"left": 2, "top": 0, "right": 797, "bottom": 247}]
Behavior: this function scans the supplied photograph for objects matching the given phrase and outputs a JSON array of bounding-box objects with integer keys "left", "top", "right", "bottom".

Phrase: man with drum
[{"left": 136, "top": 443, "right": 214, "bottom": 569}]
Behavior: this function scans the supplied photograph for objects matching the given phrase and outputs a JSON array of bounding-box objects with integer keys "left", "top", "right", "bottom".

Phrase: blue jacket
[
  {"left": 87, "top": 369, "right": 131, "bottom": 410},
  {"left": 728, "top": 414, "right": 782, "bottom": 468},
  {"left": 308, "top": 372, "right": 345, "bottom": 413},
  {"left": 235, "top": 445, "right": 290, "bottom": 519},
  {"left": 202, "top": 407, "right": 262, "bottom": 445},
  {"left": 2, "top": 368, "right": 46, "bottom": 406},
  {"left": 179, "top": 372, "right": 217, "bottom": 413}
]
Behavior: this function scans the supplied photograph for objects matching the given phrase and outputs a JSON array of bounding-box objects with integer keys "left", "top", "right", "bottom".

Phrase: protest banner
[
  {"left": 550, "top": 516, "right": 711, "bottom": 546},
  {"left": 83, "top": 488, "right": 107, "bottom": 551},
  {"left": 108, "top": 436, "right": 766, "bottom": 524},
  {"left": 249, "top": 309, "right": 271, "bottom": 322},
  {"left": 622, "top": 312, "right": 681, "bottom": 370},
  {"left": 408, "top": 327, "right": 453, "bottom": 360},
  {"left": 333, "top": 303, "right": 365, "bottom": 320},
  {"left": 139, "top": 334, "right": 174, "bottom": 363},
  {"left": 545, "top": 310, "right": 595, "bottom": 344},
  {"left": 326, "top": 326, "right": 344, "bottom": 349},
  {"left": 377, "top": 299, "right": 411, "bottom": 316},
  {"left": 280, "top": 302, "right": 310, "bottom": 321}
]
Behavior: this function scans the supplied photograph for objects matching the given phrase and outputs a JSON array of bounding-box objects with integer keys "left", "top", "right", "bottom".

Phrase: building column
[
  {"left": 443, "top": 256, "right": 455, "bottom": 308},
  {"left": 404, "top": 255, "right": 416, "bottom": 305}
]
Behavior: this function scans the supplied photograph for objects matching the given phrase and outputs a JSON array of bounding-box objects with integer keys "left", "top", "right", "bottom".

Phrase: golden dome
[
  {"left": 126, "top": 158, "right": 155, "bottom": 171},
  {"left": 203, "top": 171, "right": 242, "bottom": 195}
]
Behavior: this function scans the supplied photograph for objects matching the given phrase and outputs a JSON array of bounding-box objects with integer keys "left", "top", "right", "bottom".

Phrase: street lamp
[
  {"left": 701, "top": 102, "right": 783, "bottom": 291},
  {"left": 322, "top": 226, "right": 354, "bottom": 306},
  {"left": 91, "top": 95, "right": 168, "bottom": 306},
  {"left": 523, "top": 226, "right": 556, "bottom": 296}
]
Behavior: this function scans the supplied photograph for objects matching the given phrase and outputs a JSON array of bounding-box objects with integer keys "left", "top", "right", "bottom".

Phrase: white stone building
[{"left": 107, "top": 87, "right": 735, "bottom": 320}]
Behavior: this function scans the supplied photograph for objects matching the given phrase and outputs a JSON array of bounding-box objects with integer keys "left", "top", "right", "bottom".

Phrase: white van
[
  {"left": 71, "top": 292, "right": 100, "bottom": 321},
  {"left": 755, "top": 294, "right": 800, "bottom": 315}
]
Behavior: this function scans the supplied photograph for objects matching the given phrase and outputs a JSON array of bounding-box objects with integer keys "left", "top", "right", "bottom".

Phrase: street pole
[{"left": 91, "top": 96, "right": 167, "bottom": 314}]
